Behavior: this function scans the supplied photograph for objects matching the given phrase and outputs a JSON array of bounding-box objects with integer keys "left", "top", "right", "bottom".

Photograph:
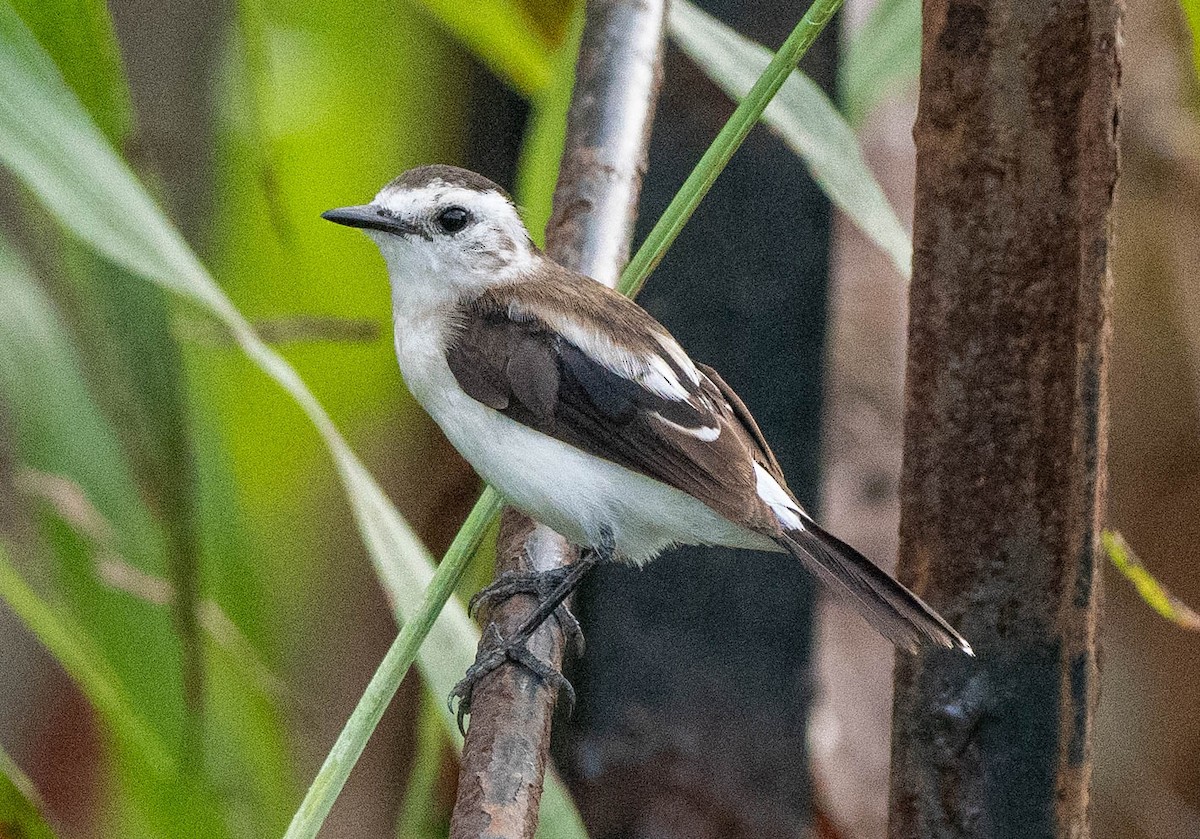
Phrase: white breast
[{"left": 392, "top": 313, "right": 775, "bottom": 564}]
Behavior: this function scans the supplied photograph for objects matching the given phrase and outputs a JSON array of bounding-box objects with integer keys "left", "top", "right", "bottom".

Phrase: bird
[{"left": 323, "top": 164, "right": 972, "bottom": 723}]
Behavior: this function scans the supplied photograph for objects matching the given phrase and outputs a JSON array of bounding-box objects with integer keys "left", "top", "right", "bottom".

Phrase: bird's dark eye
[{"left": 436, "top": 206, "right": 471, "bottom": 234}]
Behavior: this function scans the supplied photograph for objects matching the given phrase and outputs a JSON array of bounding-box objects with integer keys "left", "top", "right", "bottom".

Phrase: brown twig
[
  {"left": 447, "top": 2, "right": 667, "bottom": 838},
  {"left": 887, "top": 1, "right": 1119, "bottom": 837}
]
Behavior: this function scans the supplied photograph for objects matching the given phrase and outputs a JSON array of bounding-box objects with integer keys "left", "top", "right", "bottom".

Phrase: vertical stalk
[{"left": 888, "top": 1, "right": 1120, "bottom": 837}]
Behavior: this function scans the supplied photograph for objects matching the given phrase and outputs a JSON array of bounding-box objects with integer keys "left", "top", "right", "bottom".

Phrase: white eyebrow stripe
[
  {"left": 754, "top": 462, "right": 804, "bottom": 530},
  {"left": 650, "top": 411, "right": 721, "bottom": 441}
]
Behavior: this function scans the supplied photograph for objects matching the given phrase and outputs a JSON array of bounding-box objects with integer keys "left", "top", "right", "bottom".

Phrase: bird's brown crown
[{"left": 384, "top": 164, "right": 510, "bottom": 201}]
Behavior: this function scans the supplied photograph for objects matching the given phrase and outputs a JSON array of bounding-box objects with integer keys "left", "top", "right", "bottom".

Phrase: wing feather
[{"left": 446, "top": 283, "right": 776, "bottom": 531}]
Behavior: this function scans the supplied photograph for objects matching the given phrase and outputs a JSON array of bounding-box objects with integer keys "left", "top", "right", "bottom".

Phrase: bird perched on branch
[{"left": 324, "top": 164, "right": 972, "bottom": 726}]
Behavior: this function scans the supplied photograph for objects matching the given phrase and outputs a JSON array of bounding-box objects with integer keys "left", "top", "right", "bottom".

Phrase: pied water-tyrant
[{"left": 323, "top": 165, "right": 972, "bottom": 724}]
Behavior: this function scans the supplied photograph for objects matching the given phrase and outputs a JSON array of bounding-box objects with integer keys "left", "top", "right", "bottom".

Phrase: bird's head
[{"left": 323, "top": 165, "right": 539, "bottom": 302}]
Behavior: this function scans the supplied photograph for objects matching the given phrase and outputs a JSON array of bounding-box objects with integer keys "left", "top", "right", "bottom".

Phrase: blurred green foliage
[
  {"left": 1, "top": 742, "right": 61, "bottom": 839},
  {"left": 1183, "top": 0, "right": 1200, "bottom": 84},
  {"left": 838, "top": 0, "right": 920, "bottom": 126}
]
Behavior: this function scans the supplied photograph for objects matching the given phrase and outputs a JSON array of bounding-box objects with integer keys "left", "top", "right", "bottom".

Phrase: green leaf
[
  {"left": 0, "top": 744, "right": 62, "bottom": 839},
  {"left": 404, "top": 0, "right": 555, "bottom": 95},
  {"left": 838, "top": 0, "right": 921, "bottom": 126},
  {"left": 0, "top": 3, "right": 485, "bottom": 830},
  {"left": 9, "top": 0, "right": 133, "bottom": 141},
  {"left": 1103, "top": 530, "right": 1200, "bottom": 631},
  {"left": 0, "top": 544, "right": 176, "bottom": 776},
  {"left": 0, "top": 0, "right": 478, "bottom": 715},
  {"left": 1181, "top": 0, "right": 1200, "bottom": 84},
  {"left": 667, "top": 0, "right": 912, "bottom": 281}
]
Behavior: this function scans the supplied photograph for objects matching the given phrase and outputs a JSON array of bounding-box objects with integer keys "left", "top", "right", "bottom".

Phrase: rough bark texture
[
  {"left": 448, "top": 2, "right": 666, "bottom": 837},
  {"left": 888, "top": 1, "right": 1120, "bottom": 838},
  {"left": 449, "top": 511, "right": 574, "bottom": 839}
]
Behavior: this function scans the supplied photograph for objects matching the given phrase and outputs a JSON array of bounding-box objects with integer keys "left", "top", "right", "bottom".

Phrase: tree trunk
[{"left": 888, "top": 1, "right": 1120, "bottom": 838}]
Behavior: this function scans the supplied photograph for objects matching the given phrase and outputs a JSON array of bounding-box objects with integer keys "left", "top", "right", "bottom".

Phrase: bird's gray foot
[
  {"left": 448, "top": 623, "right": 577, "bottom": 734},
  {"left": 468, "top": 567, "right": 585, "bottom": 656},
  {"left": 449, "top": 529, "right": 612, "bottom": 734}
]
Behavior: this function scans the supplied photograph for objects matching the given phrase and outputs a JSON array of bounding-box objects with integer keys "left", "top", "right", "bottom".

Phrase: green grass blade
[
  {"left": 1103, "top": 530, "right": 1200, "bottom": 631},
  {"left": 283, "top": 487, "right": 501, "bottom": 839},
  {"left": 0, "top": 545, "right": 176, "bottom": 775},
  {"left": 0, "top": 744, "right": 62, "bottom": 839},
  {"left": 9, "top": 0, "right": 133, "bottom": 141},
  {"left": 619, "top": 0, "right": 847, "bottom": 297},
  {"left": 838, "top": 0, "right": 921, "bottom": 126},
  {"left": 405, "top": 0, "right": 554, "bottom": 95},
  {"left": 668, "top": 0, "right": 911, "bottom": 280}
]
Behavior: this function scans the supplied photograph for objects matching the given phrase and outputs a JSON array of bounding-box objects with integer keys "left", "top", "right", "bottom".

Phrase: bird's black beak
[{"left": 321, "top": 205, "right": 417, "bottom": 235}]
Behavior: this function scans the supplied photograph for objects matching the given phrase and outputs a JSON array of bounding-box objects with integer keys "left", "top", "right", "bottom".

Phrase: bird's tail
[{"left": 774, "top": 521, "right": 973, "bottom": 656}]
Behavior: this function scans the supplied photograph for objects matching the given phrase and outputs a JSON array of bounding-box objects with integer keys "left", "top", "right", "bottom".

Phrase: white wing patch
[
  {"left": 754, "top": 462, "right": 804, "bottom": 530},
  {"left": 653, "top": 333, "right": 702, "bottom": 385},
  {"left": 650, "top": 411, "right": 721, "bottom": 441},
  {"left": 524, "top": 309, "right": 694, "bottom": 401}
]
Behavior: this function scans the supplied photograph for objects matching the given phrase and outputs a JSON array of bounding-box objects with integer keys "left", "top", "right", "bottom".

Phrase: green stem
[
  {"left": 616, "top": 0, "right": 844, "bottom": 297},
  {"left": 282, "top": 487, "right": 502, "bottom": 839}
]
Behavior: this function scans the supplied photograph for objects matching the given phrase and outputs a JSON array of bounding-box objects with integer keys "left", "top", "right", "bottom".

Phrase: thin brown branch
[
  {"left": 448, "top": 2, "right": 667, "bottom": 838},
  {"left": 888, "top": 1, "right": 1120, "bottom": 837}
]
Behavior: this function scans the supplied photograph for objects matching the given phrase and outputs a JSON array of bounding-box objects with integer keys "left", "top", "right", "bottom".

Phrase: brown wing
[
  {"left": 446, "top": 281, "right": 973, "bottom": 655},
  {"left": 446, "top": 289, "right": 780, "bottom": 533},
  {"left": 696, "top": 362, "right": 788, "bottom": 485}
]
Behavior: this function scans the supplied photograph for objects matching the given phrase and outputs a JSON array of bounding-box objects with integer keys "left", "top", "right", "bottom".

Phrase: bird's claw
[
  {"left": 467, "top": 567, "right": 572, "bottom": 616},
  {"left": 448, "top": 623, "right": 577, "bottom": 736},
  {"left": 466, "top": 567, "right": 586, "bottom": 657}
]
